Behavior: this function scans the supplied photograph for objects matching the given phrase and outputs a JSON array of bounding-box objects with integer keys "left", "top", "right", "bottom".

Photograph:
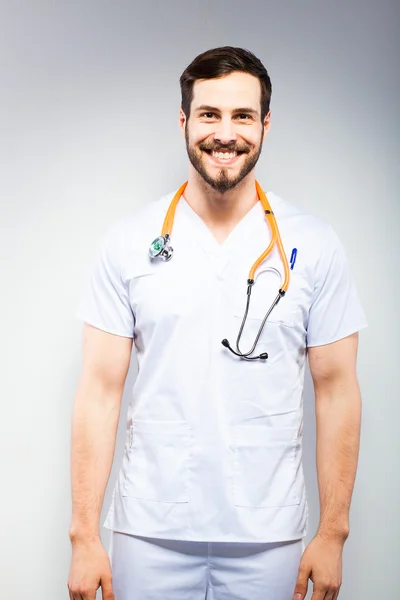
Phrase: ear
[
  {"left": 263, "top": 110, "right": 271, "bottom": 134},
  {"left": 179, "top": 108, "right": 187, "bottom": 137}
]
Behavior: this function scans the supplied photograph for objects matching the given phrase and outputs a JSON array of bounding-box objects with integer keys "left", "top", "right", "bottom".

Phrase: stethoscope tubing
[
  {"left": 150, "top": 180, "right": 291, "bottom": 361},
  {"left": 236, "top": 290, "right": 284, "bottom": 358}
]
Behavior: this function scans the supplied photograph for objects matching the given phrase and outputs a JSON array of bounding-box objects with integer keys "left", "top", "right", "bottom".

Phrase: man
[{"left": 68, "top": 47, "right": 368, "bottom": 600}]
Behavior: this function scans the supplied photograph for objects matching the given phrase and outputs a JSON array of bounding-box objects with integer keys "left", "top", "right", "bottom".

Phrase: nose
[{"left": 213, "top": 117, "right": 237, "bottom": 145}]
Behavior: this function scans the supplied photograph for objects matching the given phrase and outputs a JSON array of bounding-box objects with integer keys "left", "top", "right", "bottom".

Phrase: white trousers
[{"left": 108, "top": 531, "right": 305, "bottom": 600}]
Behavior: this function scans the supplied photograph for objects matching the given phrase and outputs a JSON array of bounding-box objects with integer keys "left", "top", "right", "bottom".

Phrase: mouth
[{"left": 203, "top": 149, "right": 245, "bottom": 166}]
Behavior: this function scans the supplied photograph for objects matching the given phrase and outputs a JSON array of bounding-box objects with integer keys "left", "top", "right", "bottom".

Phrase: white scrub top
[{"left": 75, "top": 187, "right": 368, "bottom": 543}]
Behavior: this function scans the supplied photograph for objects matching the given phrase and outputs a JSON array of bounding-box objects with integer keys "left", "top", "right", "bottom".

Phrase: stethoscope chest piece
[{"left": 149, "top": 235, "right": 173, "bottom": 261}]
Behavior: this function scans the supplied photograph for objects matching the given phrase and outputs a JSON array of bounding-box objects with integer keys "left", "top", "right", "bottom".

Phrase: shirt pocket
[
  {"left": 122, "top": 420, "right": 192, "bottom": 503},
  {"left": 231, "top": 267, "right": 309, "bottom": 357},
  {"left": 233, "top": 265, "right": 306, "bottom": 326},
  {"left": 231, "top": 425, "right": 300, "bottom": 508}
]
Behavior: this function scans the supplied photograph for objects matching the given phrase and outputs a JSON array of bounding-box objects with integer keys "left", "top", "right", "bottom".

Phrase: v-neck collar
[
  {"left": 177, "top": 195, "right": 265, "bottom": 255},
  {"left": 175, "top": 194, "right": 273, "bottom": 279}
]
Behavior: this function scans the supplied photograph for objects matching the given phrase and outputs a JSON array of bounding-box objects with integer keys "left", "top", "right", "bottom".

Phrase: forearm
[
  {"left": 314, "top": 378, "right": 362, "bottom": 543},
  {"left": 69, "top": 376, "right": 121, "bottom": 544}
]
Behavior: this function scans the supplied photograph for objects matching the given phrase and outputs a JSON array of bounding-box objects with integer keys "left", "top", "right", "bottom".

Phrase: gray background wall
[{"left": 1, "top": 1, "right": 399, "bottom": 598}]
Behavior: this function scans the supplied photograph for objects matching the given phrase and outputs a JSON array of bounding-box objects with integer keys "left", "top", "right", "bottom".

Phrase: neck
[{"left": 182, "top": 168, "right": 259, "bottom": 227}]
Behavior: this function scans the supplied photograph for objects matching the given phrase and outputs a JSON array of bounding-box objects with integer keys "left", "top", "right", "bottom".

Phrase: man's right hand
[{"left": 68, "top": 536, "right": 115, "bottom": 600}]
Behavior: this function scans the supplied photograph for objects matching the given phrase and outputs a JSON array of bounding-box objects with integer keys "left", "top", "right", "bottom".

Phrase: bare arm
[
  {"left": 308, "top": 332, "right": 362, "bottom": 544},
  {"left": 69, "top": 322, "right": 133, "bottom": 544}
]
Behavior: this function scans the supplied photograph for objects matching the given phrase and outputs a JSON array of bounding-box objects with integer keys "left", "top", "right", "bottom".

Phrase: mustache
[{"left": 199, "top": 143, "right": 249, "bottom": 153}]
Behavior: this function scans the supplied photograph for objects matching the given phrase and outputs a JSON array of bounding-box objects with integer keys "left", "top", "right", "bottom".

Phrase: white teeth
[{"left": 211, "top": 151, "right": 237, "bottom": 160}]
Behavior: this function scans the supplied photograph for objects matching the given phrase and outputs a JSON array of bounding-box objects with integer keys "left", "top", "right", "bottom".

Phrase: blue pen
[{"left": 290, "top": 248, "right": 298, "bottom": 270}]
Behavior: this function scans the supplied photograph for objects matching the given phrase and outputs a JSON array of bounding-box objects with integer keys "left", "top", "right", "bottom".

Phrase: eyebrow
[{"left": 195, "top": 105, "right": 259, "bottom": 116}]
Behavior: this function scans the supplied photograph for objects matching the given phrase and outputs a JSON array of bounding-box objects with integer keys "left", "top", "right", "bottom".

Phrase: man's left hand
[{"left": 293, "top": 534, "right": 344, "bottom": 600}]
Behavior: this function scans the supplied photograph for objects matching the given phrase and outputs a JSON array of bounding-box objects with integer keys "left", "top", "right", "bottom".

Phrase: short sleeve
[
  {"left": 75, "top": 223, "right": 135, "bottom": 338},
  {"left": 306, "top": 225, "right": 368, "bottom": 347}
]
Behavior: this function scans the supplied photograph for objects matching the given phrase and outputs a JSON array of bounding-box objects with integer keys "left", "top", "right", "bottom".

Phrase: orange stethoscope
[{"left": 149, "top": 180, "right": 291, "bottom": 361}]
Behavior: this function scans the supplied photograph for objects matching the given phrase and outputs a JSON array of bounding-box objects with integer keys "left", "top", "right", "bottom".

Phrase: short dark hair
[{"left": 180, "top": 46, "right": 272, "bottom": 121}]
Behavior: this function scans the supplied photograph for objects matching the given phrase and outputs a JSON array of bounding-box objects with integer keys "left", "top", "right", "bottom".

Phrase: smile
[{"left": 204, "top": 150, "right": 243, "bottom": 165}]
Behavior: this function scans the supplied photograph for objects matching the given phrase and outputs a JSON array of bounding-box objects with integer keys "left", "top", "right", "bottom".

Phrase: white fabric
[
  {"left": 108, "top": 531, "right": 305, "bottom": 599},
  {"left": 76, "top": 187, "right": 368, "bottom": 543}
]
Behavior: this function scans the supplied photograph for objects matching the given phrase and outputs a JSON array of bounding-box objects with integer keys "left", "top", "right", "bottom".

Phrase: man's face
[{"left": 180, "top": 71, "right": 270, "bottom": 193}]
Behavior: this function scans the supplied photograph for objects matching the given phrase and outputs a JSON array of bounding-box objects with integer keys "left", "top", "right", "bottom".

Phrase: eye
[{"left": 198, "top": 112, "right": 253, "bottom": 121}]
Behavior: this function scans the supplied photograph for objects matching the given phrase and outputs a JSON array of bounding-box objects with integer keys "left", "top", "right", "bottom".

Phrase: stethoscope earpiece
[{"left": 221, "top": 338, "right": 269, "bottom": 361}]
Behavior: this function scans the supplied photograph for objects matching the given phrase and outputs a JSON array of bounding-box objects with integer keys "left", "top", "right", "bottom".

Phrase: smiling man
[
  {"left": 68, "top": 47, "right": 368, "bottom": 600},
  {"left": 184, "top": 72, "right": 265, "bottom": 194}
]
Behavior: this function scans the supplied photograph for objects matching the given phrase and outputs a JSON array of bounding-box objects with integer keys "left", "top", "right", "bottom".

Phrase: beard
[{"left": 185, "top": 124, "right": 264, "bottom": 194}]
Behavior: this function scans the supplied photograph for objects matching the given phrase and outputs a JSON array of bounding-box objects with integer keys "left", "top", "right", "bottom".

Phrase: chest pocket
[
  {"left": 234, "top": 264, "right": 306, "bottom": 324},
  {"left": 229, "top": 264, "right": 309, "bottom": 362}
]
